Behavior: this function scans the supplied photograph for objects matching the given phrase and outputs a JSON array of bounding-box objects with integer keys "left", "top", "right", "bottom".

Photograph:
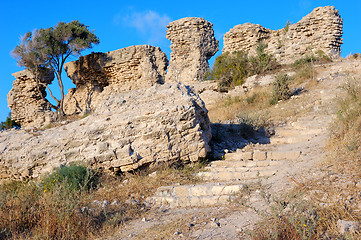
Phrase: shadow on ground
[{"left": 209, "top": 122, "right": 272, "bottom": 160}]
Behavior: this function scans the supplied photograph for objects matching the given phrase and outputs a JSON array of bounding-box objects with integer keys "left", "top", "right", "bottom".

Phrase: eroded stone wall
[
  {"left": 166, "top": 17, "right": 219, "bottom": 83},
  {"left": 7, "top": 70, "right": 55, "bottom": 128},
  {"left": 223, "top": 6, "right": 343, "bottom": 63},
  {"left": 63, "top": 45, "right": 168, "bottom": 115}
]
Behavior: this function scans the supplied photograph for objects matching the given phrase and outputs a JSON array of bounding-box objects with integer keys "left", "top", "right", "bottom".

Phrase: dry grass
[
  {"left": 246, "top": 76, "right": 361, "bottom": 239},
  {"left": 207, "top": 86, "right": 273, "bottom": 123},
  {"left": 0, "top": 163, "right": 205, "bottom": 240}
]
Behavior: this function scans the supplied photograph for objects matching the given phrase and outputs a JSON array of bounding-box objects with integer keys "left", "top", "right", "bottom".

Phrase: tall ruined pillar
[
  {"left": 166, "top": 17, "right": 219, "bottom": 83},
  {"left": 8, "top": 70, "right": 55, "bottom": 128}
]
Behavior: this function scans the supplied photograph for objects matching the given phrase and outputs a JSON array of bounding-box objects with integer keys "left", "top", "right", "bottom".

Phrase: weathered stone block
[{"left": 253, "top": 150, "right": 267, "bottom": 161}]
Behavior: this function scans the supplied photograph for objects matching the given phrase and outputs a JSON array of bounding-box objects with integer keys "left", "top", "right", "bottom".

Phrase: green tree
[
  {"left": 12, "top": 20, "right": 99, "bottom": 116},
  {"left": 0, "top": 113, "right": 21, "bottom": 131},
  {"left": 249, "top": 41, "right": 278, "bottom": 74},
  {"left": 205, "top": 51, "right": 249, "bottom": 90}
]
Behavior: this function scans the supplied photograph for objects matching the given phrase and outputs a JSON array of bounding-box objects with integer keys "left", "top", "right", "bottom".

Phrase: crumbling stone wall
[
  {"left": 223, "top": 6, "right": 343, "bottom": 63},
  {"left": 166, "top": 17, "right": 219, "bottom": 83},
  {"left": 7, "top": 70, "right": 55, "bottom": 128},
  {"left": 63, "top": 45, "right": 168, "bottom": 115}
]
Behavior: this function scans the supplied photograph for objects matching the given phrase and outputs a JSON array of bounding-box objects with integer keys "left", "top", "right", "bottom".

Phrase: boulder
[{"left": 0, "top": 83, "right": 211, "bottom": 180}]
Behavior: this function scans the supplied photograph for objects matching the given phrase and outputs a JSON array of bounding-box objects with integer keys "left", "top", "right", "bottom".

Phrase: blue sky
[{"left": 0, "top": 0, "right": 360, "bottom": 122}]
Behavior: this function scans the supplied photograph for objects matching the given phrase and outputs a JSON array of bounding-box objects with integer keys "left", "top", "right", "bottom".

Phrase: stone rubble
[
  {"left": 223, "top": 6, "right": 343, "bottom": 63},
  {"left": 166, "top": 17, "right": 219, "bottom": 83}
]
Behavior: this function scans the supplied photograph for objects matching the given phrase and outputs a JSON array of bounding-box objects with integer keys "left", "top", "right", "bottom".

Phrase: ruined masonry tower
[{"left": 166, "top": 17, "right": 219, "bottom": 83}]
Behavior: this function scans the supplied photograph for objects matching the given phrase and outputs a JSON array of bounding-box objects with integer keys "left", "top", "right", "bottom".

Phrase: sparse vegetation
[
  {"left": 0, "top": 163, "right": 205, "bottom": 239},
  {"left": 292, "top": 50, "right": 332, "bottom": 83},
  {"left": 283, "top": 20, "right": 290, "bottom": 33},
  {"left": 330, "top": 79, "right": 361, "bottom": 170},
  {"left": 205, "top": 42, "right": 278, "bottom": 91}
]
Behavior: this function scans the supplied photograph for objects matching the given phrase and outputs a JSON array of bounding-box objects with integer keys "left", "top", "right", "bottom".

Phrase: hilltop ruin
[
  {"left": 3, "top": 6, "right": 345, "bottom": 178},
  {"left": 223, "top": 6, "right": 343, "bottom": 63}
]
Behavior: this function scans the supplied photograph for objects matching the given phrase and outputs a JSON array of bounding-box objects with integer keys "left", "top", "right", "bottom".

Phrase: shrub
[
  {"left": 352, "top": 53, "right": 361, "bottom": 59},
  {"left": 206, "top": 42, "right": 278, "bottom": 91},
  {"left": 0, "top": 113, "right": 20, "bottom": 131},
  {"left": 205, "top": 51, "right": 249, "bottom": 90},
  {"left": 42, "top": 164, "right": 98, "bottom": 192},
  {"left": 270, "top": 74, "right": 292, "bottom": 105},
  {"left": 249, "top": 42, "right": 278, "bottom": 75},
  {"left": 283, "top": 20, "right": 290, "bottom": 33}
]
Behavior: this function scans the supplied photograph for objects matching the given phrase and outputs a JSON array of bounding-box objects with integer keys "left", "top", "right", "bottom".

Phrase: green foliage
[
  {"left": 206, "top": 42, "right": 278, "bottom": 90},
  {"left": 0, "top": 113, "right": 20, "bottom": 131},
  {"left": 42, "top": 164, "right": 98, "bottom": 192},
  {"left": 270, "top": 74, "right": 292, "bottom": 105},
  {"left": 352, "top": 53, "right": 361, "bottom": 59},
  {"left": 205, "top": 51, "right": 249, "bottom": 90},
  {"left": 249, "top": 42, "right": 278, "bottom": 75},
  {"left": 283, "top": 20, "right": 290, "bottom": 33},
  {"left": 12, "top": 20, "right": 100, "bottom": 116}
]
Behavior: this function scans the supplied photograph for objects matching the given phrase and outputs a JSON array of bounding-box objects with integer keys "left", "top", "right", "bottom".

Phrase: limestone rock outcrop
[
  {"left": 0, "top": 83, "right": 211, "bottom": 180},
  {"left": 166, "top": 17, "right": 219, "bottom": 83},
  {"left": 223, "top": 6, "right": 343, "bottom": 63},
  {"left": 63, "top": 45, "right": 168, "bottom": 115},
  {"left": 7, "top": 70, "right": 55, "bottom": 128}
]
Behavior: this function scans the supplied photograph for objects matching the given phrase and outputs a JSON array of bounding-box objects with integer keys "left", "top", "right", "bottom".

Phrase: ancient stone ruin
[
  {"left": 8, "top": 70, "right": 55, "bottom": 128},
  {"left": 64, "top": 45, "right": 168, "bottom": 115},
  {"left": 3, "top": 43, "right": 212, "bottom": 179},
  {"left": 223, "top": 6, "right": 343, "bottom": 63},
  {"left": 166, "top": 17, "right": 219, "bottom": 83},
  {"left": 0, "top": 83, "right": 211, "bottom": 179}
]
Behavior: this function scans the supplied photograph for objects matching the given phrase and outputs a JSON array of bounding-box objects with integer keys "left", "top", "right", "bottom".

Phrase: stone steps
[
  {"left": 197, "top": 166, "right": 278, "bottom": 181},
  {"left": 210, "top": 159, "right": 281, "bottom": 168},
  {"left": 275, "top": 128, "right": 322, "bottom": 138},
  {"left": 270, "top": 135, "right": 313, "bottom": 144},
  {"left": 147, "top": 183, "right": 245, "bottom": 208},
  {"left": 224, "top": 150, "right": 301, "bottom": 161}
]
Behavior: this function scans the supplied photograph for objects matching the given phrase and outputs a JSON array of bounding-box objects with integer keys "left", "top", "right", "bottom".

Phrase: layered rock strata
[
  {"left": 63, "top": 45, "right": 168, "bottom": 115},
  {"left": 166, "top": 17, "right": 219, "bottom": 83},
  {"left": 223, "top": 6, "right": 343, "bottom": 63},
  {"left": 7, "top": 70, "right": 55, "bottom": 128},
  {"left": 0, "top": 83, "right": 211, "bottom": 180}
]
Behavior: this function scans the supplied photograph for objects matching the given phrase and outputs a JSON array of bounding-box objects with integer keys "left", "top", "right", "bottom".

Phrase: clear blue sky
[{"left": 0, "top": 0, "right": 360, "bottom": 122}]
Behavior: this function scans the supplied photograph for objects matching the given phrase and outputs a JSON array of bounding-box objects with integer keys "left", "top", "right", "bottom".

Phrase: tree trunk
[{"left": 57, "top": 70, "right": 65, "bottom": 116}]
